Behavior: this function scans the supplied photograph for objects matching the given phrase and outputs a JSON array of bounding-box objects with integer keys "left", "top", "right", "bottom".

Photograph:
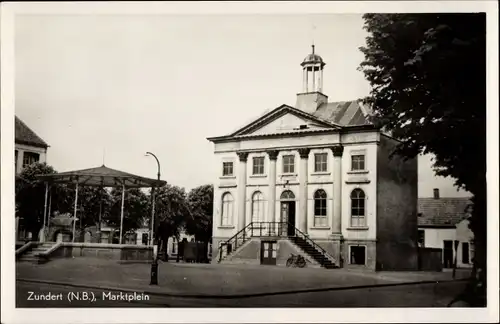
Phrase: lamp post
[{"left": 146, "top": 151, "right": 161, "bottom": 285}]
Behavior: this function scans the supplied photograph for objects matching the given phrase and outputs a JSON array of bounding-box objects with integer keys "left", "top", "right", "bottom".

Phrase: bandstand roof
[{"left": 36, "top": 165, "right": 166, "bottom": 188}]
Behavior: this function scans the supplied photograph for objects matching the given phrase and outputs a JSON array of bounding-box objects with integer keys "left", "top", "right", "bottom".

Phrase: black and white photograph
[{"left": 1, "top": 1, "right": 498, "bottom": 323}]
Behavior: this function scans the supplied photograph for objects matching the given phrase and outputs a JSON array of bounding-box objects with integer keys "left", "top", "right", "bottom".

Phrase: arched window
[
  {"left": 221, "top": 193, "right": 234, "bottom": 226},
  {"left": 280, "top": 190, "right": 295, "bottom": 200},
  {"left": 314, "top": 190, "right": 328, "bottom": 227},
  {"left": 251, "top": 191, "right": 265, "bottom": 223},
  {"left": 350, "top": 189, "right": 366, "bottom": 227}
]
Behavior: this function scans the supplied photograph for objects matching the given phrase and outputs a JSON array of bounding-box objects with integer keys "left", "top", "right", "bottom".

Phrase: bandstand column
[
  {"left": 237, "top": 152, "right": 249, "bottom": 232},
  {"left": 298, "top": 148, "right": 310, "bottom": 234}
]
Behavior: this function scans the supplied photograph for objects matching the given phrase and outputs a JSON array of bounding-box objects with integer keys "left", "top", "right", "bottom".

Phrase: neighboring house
[
  {"left": 15, "top": 116, "right": 49, "bottom": 174},
  {"left": 207, "top": 45, "right": 419, "bottom": 270},
  {"left": 15, "top": 116, "right": 49, "bottom": 241},
  {"left": 418, "top": 188, "right": 474, "bottom": 269}
]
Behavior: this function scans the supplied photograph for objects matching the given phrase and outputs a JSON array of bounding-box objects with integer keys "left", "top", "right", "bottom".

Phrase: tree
[
  {"left": 359, "top": 13, "right": 486, "bottom": 305},
  {"left": 186, "top": 184, "right": 213, "bottom": 243},
  {"left": 108, "top": 188, "right": 150, "bottom": 239},
  {"left": 154, "top": 184, "right": 191, "bottom": 257},
  {"left": 75, "top": 186, "right": 113, "bottom": 229},
  {"left": 15, "top": 162, "right": 57, "bottom": 237}
]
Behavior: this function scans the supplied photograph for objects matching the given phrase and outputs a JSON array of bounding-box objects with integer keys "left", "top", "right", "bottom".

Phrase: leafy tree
[
  {"left": 186, "top": 184, "right": 213, "bottom": 243},
  {"left": 154, "top": 184, "right": 191, "bottom": 256},
  {"left": 359, "top": 13, "right": 486, "bottom": 305},
  {"left": 75, "top": 186, "right": 113, "bottom": 229},
  {"left": 108, "top": 188, "right": 150, "bottom": 238},
  {"left": 15, "top": 162, "right": 57, "bottom": 237}
]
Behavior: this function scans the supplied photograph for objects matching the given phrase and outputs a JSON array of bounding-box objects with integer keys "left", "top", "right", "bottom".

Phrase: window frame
[
  {"left": 314, "top": 153, "right": 328, "bottom": 173},
  {"left": 282, "top": 155, "right": 295, "bottom": 174},
  {"left": 221, "top": 192, "right": 234, "bottom": 226},
  {"left": 252, "top": 156, "right": 265, "bottom": 175},
  {"left": 351, "top": 154, "right": 366, "bottom": 171},
  {"left": 222, "top": 161, "right": 234, "bottom": 177},
  {"left": 313, "top": 190, "right": 328, "bottom": 227},
  {"left": 22, "top": 151, "right": 40, "bottom": 168},
  {"left": 350, "top": 189, "right": 366, "bottom": 227},
  {"left": 251, "top": 191, "right": 265, "bottom": 223}
]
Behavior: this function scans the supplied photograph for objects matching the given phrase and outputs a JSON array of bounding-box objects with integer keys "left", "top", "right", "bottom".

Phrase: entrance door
[
  {"left": 260, "top": 241, "right": 277, "bottom": 265},
  {"left": 443, "top": 240, "right": 453, "bottom": 268},
  {"left": 280, "top": 202, "right": 296, "bottom": 236}
]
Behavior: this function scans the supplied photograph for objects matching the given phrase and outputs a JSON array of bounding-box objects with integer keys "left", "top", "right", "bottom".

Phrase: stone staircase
[
  {"left": 17, "top": 242, "right": 55, "bottom": 263},
  {"left": 289, "top": 236, "right": 337, "bottom": 269}
]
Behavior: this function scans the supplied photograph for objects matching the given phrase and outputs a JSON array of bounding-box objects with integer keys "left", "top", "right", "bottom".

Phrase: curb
[{"left": 16, "top": 277, "right": 469, "bottom": 300}]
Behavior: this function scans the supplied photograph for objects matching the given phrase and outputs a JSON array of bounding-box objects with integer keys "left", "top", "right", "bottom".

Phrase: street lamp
[{"left": 145, "top": 151, "right": 161, "bottom": 285}]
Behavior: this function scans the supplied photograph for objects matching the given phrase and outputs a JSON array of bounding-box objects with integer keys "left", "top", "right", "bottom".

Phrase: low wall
[{"left": 43, "top": 243, "right": 153, "bottom": 262}]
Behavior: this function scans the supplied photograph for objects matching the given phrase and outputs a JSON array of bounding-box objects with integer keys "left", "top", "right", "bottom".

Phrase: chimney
[{"left": 433, "top": 188, "right": 440, "bottom": 199}]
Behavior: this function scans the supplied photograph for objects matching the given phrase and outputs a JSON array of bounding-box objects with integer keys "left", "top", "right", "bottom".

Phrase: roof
[
  {"left": 15, "top": 116, "right": 49, "bottom": 148},
  {"left": 36, "top": 165, "right": 166, "bottom": 188},
  {"left": 313, "top": 100, "right": 372, "bottom": 127},
  {"left": 418, "top": 197, "right": 473, "bottom": 228},
  {"left": 301, "top": 45, "right": 325, "bottom": 66},
  {"left": 207, "top": 102, "right": 376, "bottom": 143}
]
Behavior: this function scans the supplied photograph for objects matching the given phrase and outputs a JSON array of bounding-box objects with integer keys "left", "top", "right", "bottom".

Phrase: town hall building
[{"left": 207, "top": 46, "right": 419, "bottom": 270}]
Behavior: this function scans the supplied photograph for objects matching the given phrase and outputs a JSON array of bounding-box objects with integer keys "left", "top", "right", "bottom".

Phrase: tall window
[
  {"left": 221, "top": 193, "right": 234, "bottom": 226},
  {"left": 253, "top": 157, "right": 265, "bottom": 175},
  {"left": 15, "top": 150, "right": 18, "bottom": 172},
  {"left": 313, "top": 190, "right": 328, "bottom": 227},
  {"left": 314, "top": 153, "right": 328, "bottom": 172},
  {"left": 22, "top": 152, "right": 39, "bottom": 168},
  {"left": 282, "top": 155, "right": 295, "bottom": 174},
  {"left": 222, "top": 162, "right": 233, "bottom": 176},
  {"left": 251, "top": 191, "right": 265, "bottom": 222},
  {"left": 462, "top": 242, "right": 470, "bottom": 264},
  {"left": 350, "top": 189, "right": 366, "bottom": 227},
  {"left": 351, "top": 155, "right": 365, "bottom": 171}
]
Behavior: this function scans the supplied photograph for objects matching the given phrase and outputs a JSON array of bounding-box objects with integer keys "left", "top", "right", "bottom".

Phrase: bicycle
[{"left": 286, "top": 253, "right": 308, "bottom": 268}]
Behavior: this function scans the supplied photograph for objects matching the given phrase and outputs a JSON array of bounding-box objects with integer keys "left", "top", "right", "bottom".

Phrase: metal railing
[
  {"left": 217, "top": 221, "right": 336, "bottom": 263},
  {"left": 289, "top": 224, "right": 336, "bottom": 265}
]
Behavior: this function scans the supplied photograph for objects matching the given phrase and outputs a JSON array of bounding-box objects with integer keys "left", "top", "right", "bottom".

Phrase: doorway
[
  {"left": 260, "top": 241, "right": 277, "bottom": 265},
  {"left": 280, "top": 201, "right": 296, "bottom": 236},
  {"left": 443, "top": 240, "right": 453, "bottom": 268}
]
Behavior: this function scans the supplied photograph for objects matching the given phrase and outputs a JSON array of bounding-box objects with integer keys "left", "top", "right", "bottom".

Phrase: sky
[{"left": 14, "top": 13, "right": 471, "bottom": 197}]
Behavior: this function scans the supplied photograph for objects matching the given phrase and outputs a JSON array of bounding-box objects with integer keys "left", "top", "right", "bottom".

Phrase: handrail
[
  {"left": 216, "top": 221, "right": 336, "bottom": 264},
  {"left": 16, "top": 241, "right": 34, "bottom": 256},
  {"left": 289, "top": 223, "right": 336, "bottom": 263},
  {"left": 217, "top": 222, "right": 255, "bottom": 262}
]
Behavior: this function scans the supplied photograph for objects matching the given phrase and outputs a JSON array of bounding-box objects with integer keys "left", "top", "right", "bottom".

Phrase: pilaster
[
  {"left": 237, "top": 152, "right": 248, "bottom": 231},
  {"left": 267, "top": 151, "right": 279, "bottom": 223},
  {"left": 298, "top": 148, "right": 310, "bottom": 233}
]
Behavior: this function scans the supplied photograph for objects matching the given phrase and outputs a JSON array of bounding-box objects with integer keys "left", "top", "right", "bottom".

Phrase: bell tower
[{"left": 296, "top": 45, "right": 328, "bottom": 114}]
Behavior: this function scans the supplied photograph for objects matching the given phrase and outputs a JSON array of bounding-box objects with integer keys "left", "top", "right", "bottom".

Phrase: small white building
[
  {"left": 418, "top": 189, "right": 474, "bottom": 269},
  {"left": 15, "top": 116, "right": 49, "bottom": 174}
]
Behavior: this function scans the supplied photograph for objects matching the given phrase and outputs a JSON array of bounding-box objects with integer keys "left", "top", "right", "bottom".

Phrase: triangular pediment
[{"left": 230, "top": 105, "right": 340, "bottom": 137}]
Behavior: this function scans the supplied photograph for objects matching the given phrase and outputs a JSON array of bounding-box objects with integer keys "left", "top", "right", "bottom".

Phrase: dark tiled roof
[
  {"left": 418, "top": 197, "right": 473, "bottom": 227},
  {"left": 15, "top": 116, "right": 49, "bottom": 148},
  {"left": 313, "top": 100, "right": 371, "bottom": 126}
]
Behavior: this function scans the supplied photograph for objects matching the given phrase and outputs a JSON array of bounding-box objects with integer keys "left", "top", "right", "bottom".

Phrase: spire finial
[
  {"left": 312, "top": 44, "right": 315, "bottom": 54},
  {"left": 102, "top": 148, "right": 106, "bottom": 166}
]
